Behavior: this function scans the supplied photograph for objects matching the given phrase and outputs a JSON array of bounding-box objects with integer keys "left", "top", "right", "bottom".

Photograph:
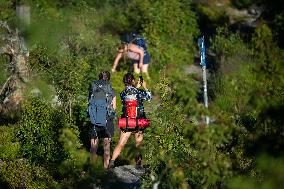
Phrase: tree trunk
[{"left": 0, "top": 21, "right": 30, "bottom": 119}]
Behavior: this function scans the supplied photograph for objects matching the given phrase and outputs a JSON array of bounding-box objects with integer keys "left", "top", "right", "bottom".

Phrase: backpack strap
[
  {"left": 135, "top": 117, "right": 138, "bottom": 130},
  {"left": 93, "top": 81, "right": 106, "bottom": 94},
  {"left": 135, "top": 92, "right": 139, "bottom": 130},
  {"left": 126, "top": 116, "right": 129, "bottom": 131}
]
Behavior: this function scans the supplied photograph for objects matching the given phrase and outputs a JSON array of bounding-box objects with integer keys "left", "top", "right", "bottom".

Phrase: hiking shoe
[
  {"left": 135, "top": 154, "right": 142, "bottom": 169},
  {"left": 108, "top": 160, "right": 115, "bottom": 169}
]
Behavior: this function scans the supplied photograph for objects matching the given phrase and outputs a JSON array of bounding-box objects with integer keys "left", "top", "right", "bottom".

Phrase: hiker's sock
[
  {"left": 135, "top": 154, "right": 142, "bottom": 168},
  {"left": 108, "top": 159, "right": 115, "bottom": 169}
]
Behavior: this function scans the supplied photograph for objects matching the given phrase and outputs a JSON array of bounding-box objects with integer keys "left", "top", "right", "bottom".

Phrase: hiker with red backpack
[
  {"left": 108, "top": 73, "right": 151, "bottom": 168},
  {"left": 111, "top": 33, "right": 150, "bottom": 79},
  {"left": 88, "top": 71, "right": 117, "bottom": 169}
]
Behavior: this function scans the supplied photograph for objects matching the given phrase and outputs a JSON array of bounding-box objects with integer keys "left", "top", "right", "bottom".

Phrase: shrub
[
  {"left": 18, "top": 97, "right": 69, "bottom": 166},
  {"left": 0, "top": 125, "right": 20, "bottom": 160},
  {"left": 143, "top": 75, "right": 192, "bottom": 188},
  {"left": 142, "top": 74, "right": 238, "bottom": 188},
  {"left": 0, "top": 159, "right": 54, "bottom": 189},
  {"left": 228, "top": 155, "right": 284, "bottom": 189}
]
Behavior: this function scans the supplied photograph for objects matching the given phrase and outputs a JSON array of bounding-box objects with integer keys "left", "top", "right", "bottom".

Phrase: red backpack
[{"left": 118, "top": 91, "right": 150, "bottom": 130}]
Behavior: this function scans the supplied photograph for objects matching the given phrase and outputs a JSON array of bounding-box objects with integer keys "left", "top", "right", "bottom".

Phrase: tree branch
[{"left": 0, "top": 76, "right": 12, "bottom": 97}]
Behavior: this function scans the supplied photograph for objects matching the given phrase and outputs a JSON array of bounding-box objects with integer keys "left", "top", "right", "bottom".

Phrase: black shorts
[
  {"left": 120, "top": 128, "right": 145, "bottom": 133},
  {"left": 90, "top": 119, "right": 114, "bottom": 139}
]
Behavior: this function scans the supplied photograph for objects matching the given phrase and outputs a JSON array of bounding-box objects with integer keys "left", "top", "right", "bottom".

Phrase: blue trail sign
[{"left": 198, "top": 36, "right": 209, "bottom": 125}]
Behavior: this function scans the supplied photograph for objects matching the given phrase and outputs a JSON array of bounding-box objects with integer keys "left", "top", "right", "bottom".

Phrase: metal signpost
[{"left": 198, "top": 36, "right": 209, "bottom": 125}]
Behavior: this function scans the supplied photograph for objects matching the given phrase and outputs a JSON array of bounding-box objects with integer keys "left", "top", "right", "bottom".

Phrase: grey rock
[{"left": 111, "top": 165, "right": 149, "bottom": 184}]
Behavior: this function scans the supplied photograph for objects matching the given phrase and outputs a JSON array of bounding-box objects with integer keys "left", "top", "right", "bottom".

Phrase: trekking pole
[{"left": 198, "top": 36, "right": 210, "bottom": 125}]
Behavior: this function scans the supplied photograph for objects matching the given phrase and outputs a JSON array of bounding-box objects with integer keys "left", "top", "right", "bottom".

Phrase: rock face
[
  {"left": 101, "top": 165, "right": 149, "bottom": 189},
  {"left": 112, "top": 165, "right": 148, "bottom": 184}
]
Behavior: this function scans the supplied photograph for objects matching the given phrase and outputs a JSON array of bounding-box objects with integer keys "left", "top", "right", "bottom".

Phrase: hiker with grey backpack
[{"left": 88, "top": 71, "right": 117, "bottom": 169}]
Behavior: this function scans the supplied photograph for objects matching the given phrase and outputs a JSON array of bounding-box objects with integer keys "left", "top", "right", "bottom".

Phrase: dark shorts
[
  {"left": 121, "top": 128, "right": 145, "bottom": 133},
  {"left": 132, "top": 53, "right": 150, "bottom": 65},
  {"left": 90, "top": 119, "right": 114, "bottom": 139}
]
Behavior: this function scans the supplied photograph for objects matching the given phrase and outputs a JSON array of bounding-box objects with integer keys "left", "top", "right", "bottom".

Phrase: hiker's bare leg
[
  {"left": 135, "top": 131, "right": 143, "bottom": 165},
  {"left": 133, "top": 63, "right": 141, "bottom": 74},
  {"left": 90, "top": 138, "right": 99, "bottom": 161},
  {"left": 141, "top": 64, "right": 150, "bottom": 79},
  {"left": 103, "top": 138, "right": 111, "bottom": 169},
  {"left": 134, "top": 131, "right": 143, "bottom": 147},
  {"left": 111, "top": 131, "right": 132, "bottom": 161}
]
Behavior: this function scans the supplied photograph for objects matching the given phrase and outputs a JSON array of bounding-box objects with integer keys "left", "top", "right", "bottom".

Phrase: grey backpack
[{"left": 88, "top": 80, "right": 113, "bottom": 127}]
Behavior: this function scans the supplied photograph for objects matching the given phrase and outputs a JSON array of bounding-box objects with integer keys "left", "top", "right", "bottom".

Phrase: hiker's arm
[
  {"left": 112, "top": 51, "right": 123, "bottom": 72},
  {"left": 112, "top": 96, "right": 117, "bottom": 110},
  {"left": 139, "top": 81, "right": 151, "bottom": 101},
  {"left": 140, "top": 90, "right": 151, "bottom": 101},
  {"left": 111, "top": 88, "right": 117, "bottom": 110},
  {"left": 129, "top": 44, "right": 144, "bottom": 68}
]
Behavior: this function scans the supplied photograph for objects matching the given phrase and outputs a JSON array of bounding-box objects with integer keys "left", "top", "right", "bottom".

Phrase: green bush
[
  {"left": 0, "top": 159, "right": 54, "bottom": 189},
  {"left": 210, "top": 28, "right": 256, "bottom": 114},
  {"left": 228, "top": 155, "right": 284, "bottom": 189},
  {"left": 0, "top": 1, "right": 15, "bottom": 22},
  {"left": 141, "top": 74, "right": 240, "bottom": 188},
  {"left": 57, "top": 127, "right": 89, "bottom": 187},
  {"left": 206, "top": 24, "right": 284, "bottom": 188},
  {"left": 18, "top": 97, "right": 69, "bottom": 166},
  {"left": 143, "top": 75, "right": 192, "bottom": 188},
  {"left": 17, "top": 97, "right": 89, "bottom": 187},
  {"left": 0, "top": 125, "right": 20, "bottom": 160}
]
